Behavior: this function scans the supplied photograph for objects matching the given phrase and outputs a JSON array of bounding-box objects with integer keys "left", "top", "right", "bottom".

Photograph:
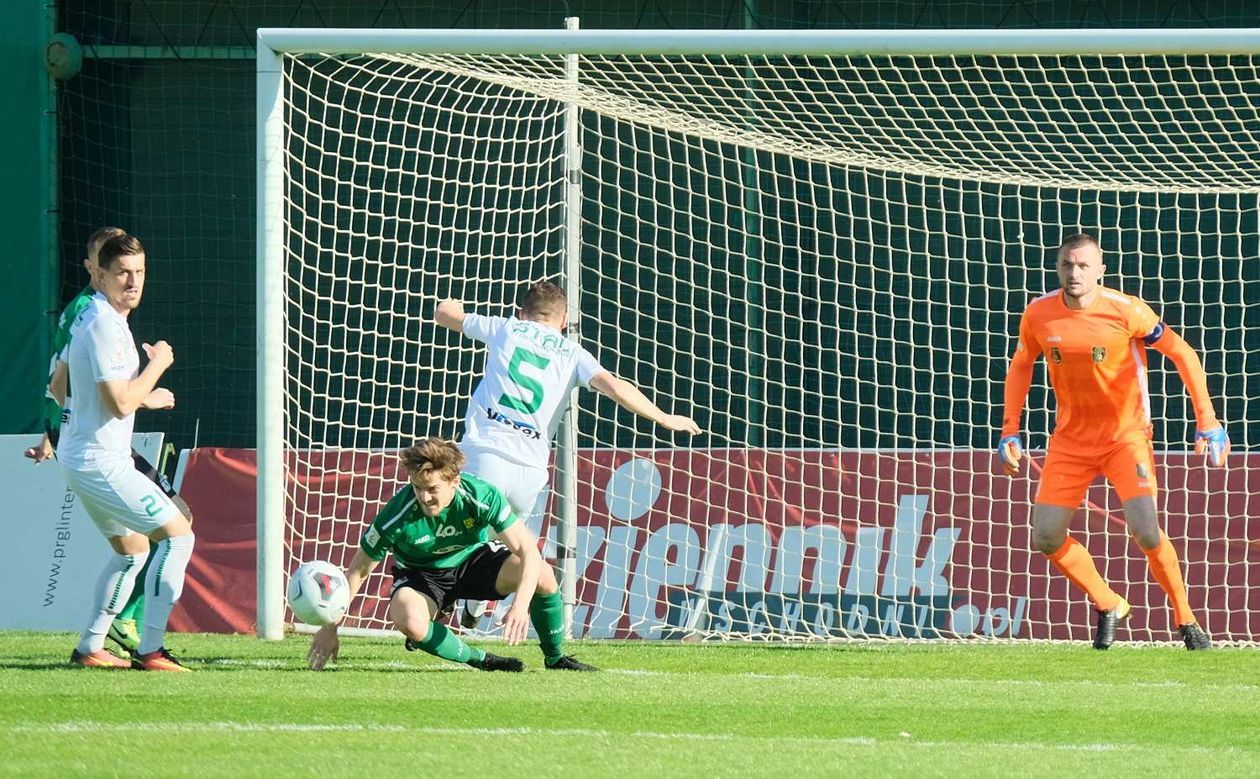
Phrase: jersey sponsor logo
[
  {"left": 1136, "top": 463, "right": 1149, "bottom": 479},
  {"left": 1091, "top": 346, "right": 1107, "bottom": 362},
  {"left": 1046, "top": 335, "right": 1063, "bottom": 343},
  {"left": 435, "top": 524, "right": 459, "bottom": 538},
  {"left": 433, "top": 544, "right": 463, "bottom": 555},
  {"left": 1049, "top": 346, "right": 1062, "bottom": 363},
  {"left": 484, "top": 405, "right": 543, "bottom": 440}
]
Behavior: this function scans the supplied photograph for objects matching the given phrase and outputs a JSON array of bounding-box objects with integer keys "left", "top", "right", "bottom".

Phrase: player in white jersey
[
  {"left": 435, "top": 281, "right": 700, "bottom": 626},
  {"left": 60, "top": 234, "right": 195, "bottom": 672},
  {"left": 25, "top": 226, "right": 194, "bottom": 657}
]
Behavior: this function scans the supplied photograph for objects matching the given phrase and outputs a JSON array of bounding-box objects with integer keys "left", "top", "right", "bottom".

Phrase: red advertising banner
[{"left": 175, "top": 448, "right": 1260, "bottom": 643}]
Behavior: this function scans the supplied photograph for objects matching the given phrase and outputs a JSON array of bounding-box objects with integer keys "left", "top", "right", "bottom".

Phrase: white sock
[
  {"left": 138, "top": 533, "right": 195, "bottom": 655},
  {"left": 76, "top": 549, "right": 149, "bottom": 655}
]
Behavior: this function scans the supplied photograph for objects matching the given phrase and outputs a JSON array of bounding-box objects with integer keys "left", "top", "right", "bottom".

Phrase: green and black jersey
[{"left": 359, "top": 472, "right": 517, "bottom": 570}]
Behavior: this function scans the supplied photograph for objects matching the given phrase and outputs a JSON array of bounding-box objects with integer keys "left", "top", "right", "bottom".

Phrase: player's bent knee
[
  {"left": 1127, "top": 525, "right": 1162, "bottom": 550},
  {"left": 1031, "top": 529, "right": 1065, "bottom": 555},
  {"left": 150, "top": 513, "right": 192, "bottom": 541},
  {"left": 111, "top": 532, "right": 150, "bottom": 556},
  {"left": 392, "top": 616, "right": 429, "bottom": 641},
  {"left": 536, "top": 563, "right": 559, "bottom": 595},
  {"left": 388, "top": 591, "right": 434, "bottom": 637},
  {"left": 390, "top": 610, "right": 432, "bottom": 641}
]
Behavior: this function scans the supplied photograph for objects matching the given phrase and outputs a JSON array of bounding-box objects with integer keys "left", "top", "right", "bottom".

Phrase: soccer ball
[{"left": 286, "top": 561, "right": 350, "bottom": 627}]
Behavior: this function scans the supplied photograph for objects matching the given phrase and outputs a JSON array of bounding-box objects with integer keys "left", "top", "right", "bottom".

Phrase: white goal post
[{"left": 256, "top": 27, "right": 1259, "bottom": 643}]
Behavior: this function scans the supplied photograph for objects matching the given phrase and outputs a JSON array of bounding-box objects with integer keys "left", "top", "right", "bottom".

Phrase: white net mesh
[{"left": 278, "top": 48, "right": 1259, "bottom": 643}]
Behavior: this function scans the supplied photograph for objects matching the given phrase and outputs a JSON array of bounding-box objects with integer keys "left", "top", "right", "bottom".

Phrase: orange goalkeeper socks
[
  {"left": 1047, "top": 537, "right": 1121, "bottom": 612},
  {"left": 1142, "top": 532, "right": 1196, "bottom": 626}
]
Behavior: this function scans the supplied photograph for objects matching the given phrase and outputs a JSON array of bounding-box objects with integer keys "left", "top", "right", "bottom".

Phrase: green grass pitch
[{"left": 3, "top": 631, "right": 1259, "bottom": 777}]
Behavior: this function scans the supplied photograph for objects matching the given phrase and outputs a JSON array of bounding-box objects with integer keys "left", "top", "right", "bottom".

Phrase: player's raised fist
[{"left": 143, "top": 340, "right": 174, "bottom": 368}]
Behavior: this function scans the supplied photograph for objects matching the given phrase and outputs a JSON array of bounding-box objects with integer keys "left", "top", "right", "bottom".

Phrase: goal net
[{"left": 257, "top": 29, "right": 1259, "bottom": 644}]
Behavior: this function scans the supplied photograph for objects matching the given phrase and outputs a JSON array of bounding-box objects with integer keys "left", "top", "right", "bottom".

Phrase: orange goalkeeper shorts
[{"left": 1035, "top": 433, "right": 1158, "bottom": 507}]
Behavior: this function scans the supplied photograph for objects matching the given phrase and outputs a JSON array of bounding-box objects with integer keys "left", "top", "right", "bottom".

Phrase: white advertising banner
[{"left": 0, "top": 433, "right": 165, "bottom": 631}]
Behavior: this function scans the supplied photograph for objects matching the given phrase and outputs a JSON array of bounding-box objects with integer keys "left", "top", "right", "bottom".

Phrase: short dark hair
[
  {"left": 521, "top": 280, "right": 567, "bottom": 320},
  {"left": 399, "top": 437, "right": 465, "bottom": 481},
  {"left": 87, "top": 226, "right": 126, "bottom": 258},
  {"left": 97, "top": 234, "right": 145, "bottom": 271},
  {"left": 1057, "top": 233, "right": 1100, "bottom": 260}
]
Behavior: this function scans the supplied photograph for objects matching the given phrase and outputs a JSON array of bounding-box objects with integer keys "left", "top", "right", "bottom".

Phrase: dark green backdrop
[{"left": 31, "top": 1, "right": 1259, "bottom": 451}]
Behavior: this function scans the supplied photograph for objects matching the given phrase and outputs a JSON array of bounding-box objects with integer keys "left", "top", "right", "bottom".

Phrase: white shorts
[
  {"left": 462, "top": 447, "right": 548, "bottom": 535},
  {"left": 64, "top": 457, "right": 182, "bottom": 538}
]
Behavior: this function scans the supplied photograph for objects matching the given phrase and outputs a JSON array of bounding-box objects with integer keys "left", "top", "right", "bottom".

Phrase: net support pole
[
  {"left": 742, "top": 2, "right": 764, "bottom": 447},
  {"left": 256, "top": 36, "right": 286, "bottom": 640},
  {"left": 556, "top": 15, "right": 582, "bottom": 638}
]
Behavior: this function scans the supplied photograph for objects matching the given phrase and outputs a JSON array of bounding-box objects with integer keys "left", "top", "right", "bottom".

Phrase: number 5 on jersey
[{"left": 498, "top": 347, "right": 550, "bottom": 414}]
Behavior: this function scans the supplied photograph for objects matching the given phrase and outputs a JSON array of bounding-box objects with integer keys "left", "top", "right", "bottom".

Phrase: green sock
[
  {"left": 528, "top": 591, "right": 565, "bottom": 664},
  {"left": 115, "top": 546, "right": 154, "bottom": 622},
  {"left": 416, "top": 621, "right": 485, "bottom": 666}
]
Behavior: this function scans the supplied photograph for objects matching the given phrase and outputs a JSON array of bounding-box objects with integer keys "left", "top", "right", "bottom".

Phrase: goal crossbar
[{"left": 257, "top": 27, "right": 1260, "bottom": 57}]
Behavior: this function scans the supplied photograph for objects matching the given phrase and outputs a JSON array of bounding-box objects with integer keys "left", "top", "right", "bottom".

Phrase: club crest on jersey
[
  {"left": 464, "top": 519, "right": 475, "bottom": 529},
  {"left": 1049, "top": 347, "right": 1062, "bottom": 364},
  {"left": 1092, "top": 346, "right": 1107, "bottom": 362}
]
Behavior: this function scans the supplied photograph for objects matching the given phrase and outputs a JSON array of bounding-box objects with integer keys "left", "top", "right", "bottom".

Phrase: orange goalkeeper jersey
[{"left": 1013, "top": 288, "right": 1161, "bottom": 449}]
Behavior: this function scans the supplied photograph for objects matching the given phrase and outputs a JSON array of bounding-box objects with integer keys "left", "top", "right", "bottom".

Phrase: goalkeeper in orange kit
[{"left": 999, "top": 233, "right": 1229, "bottom": 650}]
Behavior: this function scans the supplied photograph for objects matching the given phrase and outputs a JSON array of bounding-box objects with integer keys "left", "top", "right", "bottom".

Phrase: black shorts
[
  {"left": 131, "top": 449, "right": 179, "bottom": 498},
  {"left": 389, "top": 541, "right": 511, "bottom": 613}
]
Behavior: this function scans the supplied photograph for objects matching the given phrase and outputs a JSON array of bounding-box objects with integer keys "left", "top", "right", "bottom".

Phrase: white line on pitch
[
  {"left": 603, "top": 669, "right": 1260, "bottom": 693},
  {"left": 193, "top": 660, "right": 1260, "bottom": 693},
  {"left": 6, "top": 722, "right": 1250, "bottom": 754}
]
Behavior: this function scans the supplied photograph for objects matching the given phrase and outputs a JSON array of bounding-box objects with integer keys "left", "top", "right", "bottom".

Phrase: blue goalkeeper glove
[
  {"left": 1194, "top": 426, "right": 1230, "bottom": 468},
  {"left": 997, "top": 434, "right": 1023, "bottom": 476}
]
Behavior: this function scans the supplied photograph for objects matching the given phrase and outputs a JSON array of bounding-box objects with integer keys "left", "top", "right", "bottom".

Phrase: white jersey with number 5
[
  {"left": 58, "top": 293, "right": 140, "bottom": 469},
  {"left": 461, "top": 314, "right": 605, "bottom": 469}
]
